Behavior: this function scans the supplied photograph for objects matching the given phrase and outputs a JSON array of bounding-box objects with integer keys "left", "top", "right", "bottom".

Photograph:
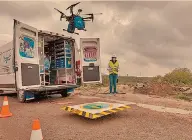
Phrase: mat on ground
[{"left": 61, "top": 102, "right": 131, "bottom": 119}]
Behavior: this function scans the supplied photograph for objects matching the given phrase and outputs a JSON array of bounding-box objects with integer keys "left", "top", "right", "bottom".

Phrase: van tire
[
  {"left": 17, "top": 90, "right": 26, "bottom": 103},
  {"left": 34, "top": 94, "right": 41, "bottom": 100},
  {"left": 61, "top": 89, "right": 68, "bottom": 97}
]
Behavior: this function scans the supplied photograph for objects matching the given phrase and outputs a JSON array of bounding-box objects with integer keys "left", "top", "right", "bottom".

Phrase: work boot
[{"left": 113, "top": 92, "right": 118, "bottom": 94}]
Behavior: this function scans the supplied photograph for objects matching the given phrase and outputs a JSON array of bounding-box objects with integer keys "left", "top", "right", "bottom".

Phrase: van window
[{"left": 19, "top": 36, "right": 35, "bottom": 58}]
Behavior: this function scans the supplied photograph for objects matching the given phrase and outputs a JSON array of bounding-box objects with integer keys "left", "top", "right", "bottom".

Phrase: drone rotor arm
[
  {"left": 83, "top": 16, "right": 94, "bottom": 22},
  {"left": 54, "top": 8, "right": 66, "bottom": 16},
  {"left": 82, "top": 13, "right": 102, "bottom": 22},
  {"left": 82, "top": 13, "right": 103, "bottom": 16},
  {"left": 54, "top": 8, "right": 67, "bottom": 21},
  {"left": 83, "top": 17, "right": 92, "bottom": 19},
  {"left": 83, "top": 19, "right": 92, "bottom": 21}
]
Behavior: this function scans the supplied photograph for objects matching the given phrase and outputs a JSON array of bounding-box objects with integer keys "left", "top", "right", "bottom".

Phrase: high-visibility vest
[{"left": 108, "top": 60, "right": 119, "bottom": 74}]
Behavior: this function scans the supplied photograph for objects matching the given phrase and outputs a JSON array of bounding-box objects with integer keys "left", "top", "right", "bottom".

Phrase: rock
[
  {"left": 135, "top": 83, "right": 145, "bottom": 88},
  {"left": 183, "top": 88, "right": 192, "bottom": 95},
  {"left": 179, "top": 87, "right": 190, "bottom": 92}
]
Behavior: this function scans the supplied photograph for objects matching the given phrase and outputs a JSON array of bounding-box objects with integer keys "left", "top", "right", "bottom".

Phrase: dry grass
[{"left": 176, "top": 93, "right": 191, "bottom": 101}]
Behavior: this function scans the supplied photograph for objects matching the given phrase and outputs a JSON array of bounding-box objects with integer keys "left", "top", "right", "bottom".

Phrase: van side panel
[{"left": 0, "top": 41, "right": 15, "bottom": 88}]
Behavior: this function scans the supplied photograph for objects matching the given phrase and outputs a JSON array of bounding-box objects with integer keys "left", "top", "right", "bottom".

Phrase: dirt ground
[
  {"left": 134, "top": 83, "right": 176, "bottom": 96},
  {"left": 77, "top": 85, "right": 192, "bottom": 111},
  {"left": 0, "top": 93, "right": 192, "bottom": 140}
]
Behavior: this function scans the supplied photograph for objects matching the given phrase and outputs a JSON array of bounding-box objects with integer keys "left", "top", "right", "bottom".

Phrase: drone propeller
[
  {"left": 54, "top": 8, "right": 67, "bottom": 21},
  {"left": 66, "top": 2, "right": 81, "bottom": 14}
]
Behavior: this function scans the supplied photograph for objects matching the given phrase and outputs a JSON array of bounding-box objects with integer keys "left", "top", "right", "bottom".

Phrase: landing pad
[{"left": 61, "top": 102, "right": 131, "bottom": 119}]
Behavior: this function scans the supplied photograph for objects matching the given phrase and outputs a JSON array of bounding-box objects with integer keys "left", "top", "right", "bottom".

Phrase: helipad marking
[
  {"left": 109, "top": 109, "right": 117, "bottom": 113},
  {"left": 100, "top": 111, "right": 110, "bottom": 115},
  {"left": 85, "top": 112, "right": 90, "bottom": 118},
  {"left": 61, "top": 102, "right": 131, "bottom": 119}
]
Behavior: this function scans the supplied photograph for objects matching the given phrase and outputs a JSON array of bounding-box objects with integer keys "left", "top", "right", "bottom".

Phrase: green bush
[
  {"left": 163, "top": 68, "right": 192, "bottom": 85},
  {"left": 152, "top": 75, "right": 163, "bottom": 83}
]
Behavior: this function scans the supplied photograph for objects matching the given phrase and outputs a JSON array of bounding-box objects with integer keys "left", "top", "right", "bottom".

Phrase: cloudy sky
[{"left": 0, "top": 1, "right": 192, "bottom": 77}]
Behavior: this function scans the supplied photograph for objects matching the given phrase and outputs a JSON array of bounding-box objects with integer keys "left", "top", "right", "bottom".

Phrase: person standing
[
  {"left": 107, "top": 54, "right": 119, "bottom": 94},
  {"left": 75, "top": 60, "right": 82, "bottom": 85}
]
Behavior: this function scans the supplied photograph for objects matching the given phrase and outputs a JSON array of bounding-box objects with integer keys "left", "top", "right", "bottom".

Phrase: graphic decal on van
[
  {"left": 3, "top": 54, "right": 11, "bottom": 63},
  {"left": 83, "top": 46, "right": 97, "bottom": 62},
  {"left": 0, "top": 49, "right": 13, "bottom": 74},
  {"left": 19, "top": 36, "right": 35, "bottom": 58}
]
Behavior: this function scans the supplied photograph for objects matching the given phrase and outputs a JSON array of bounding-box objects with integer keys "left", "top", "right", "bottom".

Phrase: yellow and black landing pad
[{"left": 61, "top": 102, "right": 131, "bottom": 119}]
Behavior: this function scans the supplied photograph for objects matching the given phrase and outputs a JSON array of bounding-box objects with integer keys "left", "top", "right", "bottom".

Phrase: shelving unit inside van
[
  {"left": 38, "top": 35, "right": 75, "bottom": 86},
  {"left": 54, "top": 40, "right": 73, "bottom": 84}
]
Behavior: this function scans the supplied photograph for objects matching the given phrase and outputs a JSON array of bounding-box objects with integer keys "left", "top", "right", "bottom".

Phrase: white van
[{"left": 0, "top": 19, "right": 101, "bottom": 102}]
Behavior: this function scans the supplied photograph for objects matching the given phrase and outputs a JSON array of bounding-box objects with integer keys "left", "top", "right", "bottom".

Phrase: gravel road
[{"left": 0, "top": 94, "right": 191, "bottom": 140}]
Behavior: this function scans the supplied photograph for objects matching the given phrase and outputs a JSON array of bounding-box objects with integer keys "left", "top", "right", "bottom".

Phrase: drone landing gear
[
  {"left": 74, "top": 32, "right": 79, "bottom": 35},
  {"left": 63, "top": 29, "right": 79, "bottom": 35}
]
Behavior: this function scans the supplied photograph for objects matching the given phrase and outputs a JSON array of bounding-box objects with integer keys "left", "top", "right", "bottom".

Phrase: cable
[
  {"left": 78, "top": 84, "right": 109, "bottom": 96},
  {"left": 37, "top": 84, "right": 113, "bottom": 105}
]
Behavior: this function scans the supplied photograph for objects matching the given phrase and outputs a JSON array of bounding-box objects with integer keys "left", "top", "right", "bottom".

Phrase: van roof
[{"left": 38, "top": 30, "right": 75, "bottom": 42}]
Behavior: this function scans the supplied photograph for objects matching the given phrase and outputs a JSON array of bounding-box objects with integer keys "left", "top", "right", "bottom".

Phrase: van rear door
[
  {"left": 13, "top": 19, "right": 40, "bottom": 89},
  {"left": 80, "top": 38, "right": 102, "bottom": 84}
]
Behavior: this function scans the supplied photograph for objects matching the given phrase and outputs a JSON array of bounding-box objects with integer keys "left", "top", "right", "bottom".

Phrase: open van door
[
  {"left": 80, "top": 38, "right": 102, "bottom": 84},
  {"left": 13, "top": 19, "right": 40, "bottom": 91}
]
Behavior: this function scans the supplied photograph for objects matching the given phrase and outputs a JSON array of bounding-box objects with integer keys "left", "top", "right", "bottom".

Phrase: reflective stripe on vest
[{"left": 109, "top": 61, "right": 119, "bottom": 74}]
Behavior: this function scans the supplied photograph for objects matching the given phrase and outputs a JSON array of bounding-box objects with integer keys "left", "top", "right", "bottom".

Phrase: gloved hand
[
  {"left": 107, "top": 68, "right": 112, "bottom": 72},
  {"left": 115, "top": 68, "right": 119, "bottom": 72}
]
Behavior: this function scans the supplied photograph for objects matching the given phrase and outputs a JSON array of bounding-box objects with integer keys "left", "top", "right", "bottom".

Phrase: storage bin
[{"left": 66, "top": 54, "right": 71, "bottom": 57}]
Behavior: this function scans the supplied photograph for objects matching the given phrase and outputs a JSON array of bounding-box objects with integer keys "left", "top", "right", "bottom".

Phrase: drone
[{"left": 54, "top": 2, "right": 102, "bottom": 35}]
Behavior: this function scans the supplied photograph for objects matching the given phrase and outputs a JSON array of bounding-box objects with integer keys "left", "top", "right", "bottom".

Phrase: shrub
[
  {"left": 163, "top": 68, "right": 192, "bottom": 85},
  {"left": 152, "top": 75, "right": 163, "bottom": 83}
]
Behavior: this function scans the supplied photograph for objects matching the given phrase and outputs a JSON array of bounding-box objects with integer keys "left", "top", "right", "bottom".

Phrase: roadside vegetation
[
  {"left": 80, "top": 68, "right": 192, "bottom": 101},
  {"left": 153, "top": 68, "right": 192, "bottom": 85}
]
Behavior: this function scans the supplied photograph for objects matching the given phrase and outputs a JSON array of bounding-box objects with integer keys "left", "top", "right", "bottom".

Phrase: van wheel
[
  {"left": 61, "top": 89, "right": 68, "bottom": 97},
  {"left": 17, "top": 90, "right": 26, "bottom": 103}
]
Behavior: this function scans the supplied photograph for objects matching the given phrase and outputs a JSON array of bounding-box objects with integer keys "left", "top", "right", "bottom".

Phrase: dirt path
[
  {"left": 77, "top": 86, "right": 192, "bottom": 111},
  {"left": 0, "top": 94, "right": 191, "bottom": 140}
]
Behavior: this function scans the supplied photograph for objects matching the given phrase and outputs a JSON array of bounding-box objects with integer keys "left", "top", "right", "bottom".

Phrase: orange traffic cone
[
  {"left": 0, "top": 96, "right": 12, "bottom": 118},
  {"left": 30, "top": 119, "right": 43, "bottom": 140}
]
